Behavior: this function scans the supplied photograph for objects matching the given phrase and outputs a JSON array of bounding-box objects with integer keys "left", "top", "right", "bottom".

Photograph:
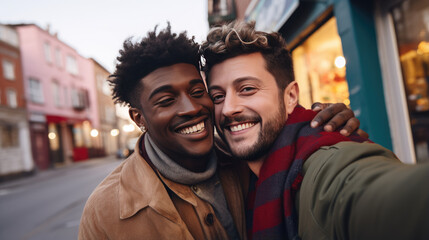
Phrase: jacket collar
[
  {"left": 118, "top": 135, "right": 181, "bottom": 222},
  {"left": 158, "top": 173, "right": 198, "bottom": 207}
]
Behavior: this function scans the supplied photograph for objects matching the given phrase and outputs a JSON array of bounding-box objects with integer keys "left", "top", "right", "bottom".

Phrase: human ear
[
  {"left": 129, "top": 108, "right": 147, "bottom": 129},
  {"left": 283, "top": 81, "right": 299, "bottom": 115}
]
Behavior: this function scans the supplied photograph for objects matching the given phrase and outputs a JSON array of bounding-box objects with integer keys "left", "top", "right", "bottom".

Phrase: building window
[
  {"left": 0, "top": 124, "right": 19, "bottom": 148},
  {"left": 102, "top": 81, "right": 111, "bottom": 96},
  {"left": 291, "top": 17, "right": 350, "bottom": 109},
  {"left": 55, "top": 48, "right": 62, "bottom": 67},
  {"left": 44, "top": 42, "right": 52, "bottom": 63},
  {"left": 66, "top": 55, "right": 78, "bottom": 75},
  {"left": 96, "top": 73, "right": 103, "bottom": 89},
  {"left": 0, "top": 25, "right": 19, "bottom": 47},
  {"left": 2, "top": 59, "right": 15, "bottom": 80},
  {"left": 29, "top": 78, "right": 44, "bottom": 104},
  {"left": 208, "top": 0, "right": 236, "bottom": 26},
  {"left": 71, "top": 88, "right": 88, "bottom": 110},
  {"left": 6, "top": 88, "right": 17, "bottom": 108},
  {"left": 97, "top": 74, "right": 111, "bottom": 96},
  {"left": 52, "top": 81, "right": 62, "bottom": 107},
  {"left": 104, "top": 106, "right": 115, "bottom": 123}
]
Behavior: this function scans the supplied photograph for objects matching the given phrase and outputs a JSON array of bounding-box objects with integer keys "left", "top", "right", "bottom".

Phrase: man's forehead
[
  {"left": 141, "top": 63, "right": 202, "bottom": 86},
  {"left": 208, "top": 53, "right": 267, "bottom": 86}
]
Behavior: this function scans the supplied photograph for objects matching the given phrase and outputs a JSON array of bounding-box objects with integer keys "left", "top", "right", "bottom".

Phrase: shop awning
[
  {"left": 244, "top": 0, "right": 299, "bottom": 32},
  {"left": 46, "top": 115, "right": 90, "bottom": 124}
]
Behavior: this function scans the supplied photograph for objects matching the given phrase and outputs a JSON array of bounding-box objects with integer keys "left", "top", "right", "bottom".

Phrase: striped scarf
[{"left": 246, "top": 106, "right": 369, "bottom": 240}]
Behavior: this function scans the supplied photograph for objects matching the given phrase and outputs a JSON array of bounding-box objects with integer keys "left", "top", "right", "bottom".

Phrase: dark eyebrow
[
  {"left": 208, "top": 77, "right": 261, "bottom": 92},
  {"left": 148, "top": 85, "right": 172, "bottom": 100},
  {"left": 189, "top": 79, "right": 205, "bottom": 86},
  {"left": 148, "top": 79, "right": 204, "bottom": 100},
  {"left": 208, "top": 85, "right": 222, "bottom": 92}
]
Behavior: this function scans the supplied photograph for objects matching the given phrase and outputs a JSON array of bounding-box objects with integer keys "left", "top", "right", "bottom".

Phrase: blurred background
[{"left": 0, "top": 0, "right": 428, "bottom": 239}]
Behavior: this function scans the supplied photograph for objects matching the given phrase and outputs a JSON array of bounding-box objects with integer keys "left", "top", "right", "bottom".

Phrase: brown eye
[
  {"left": 156, "top": 97, "right": 174, "bottom": 107},
  {"left": 210, "top": 93, "right": 225, "bottom": 104},
  {"left": 240, "top": 86, "right": 257, "bottom": 95},
  {"left": 191, "top": 88, "right": 205, "bottom": 97}
]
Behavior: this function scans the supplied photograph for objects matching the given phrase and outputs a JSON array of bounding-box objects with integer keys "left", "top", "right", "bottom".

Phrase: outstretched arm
[{"left": 298, "top": 142, "right": 429, "bottom": 240}]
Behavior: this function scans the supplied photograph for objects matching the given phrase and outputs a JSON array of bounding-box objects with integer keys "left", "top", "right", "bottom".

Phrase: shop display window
[
  {"left": 291, "top": 17, "right": 350, "bottom": 109},
  {"left": 392, "top": 0, "right": 429, "bottom": 162}
]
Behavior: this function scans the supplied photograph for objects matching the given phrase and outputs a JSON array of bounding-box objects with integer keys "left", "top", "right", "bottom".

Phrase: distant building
[
  {"left": 13, "top": 24, "right": 99, "bottom": 169},
  {"left": 0, "top": 24, "right": 34, "bottom": 178},
  {"left": 90, "top": 58, "right": 119, "bottom": 156}
]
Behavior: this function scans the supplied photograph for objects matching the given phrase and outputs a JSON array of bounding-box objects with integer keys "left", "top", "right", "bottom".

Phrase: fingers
[
  {"left": 311, "top": 102, "right": 331, "bottom": 112},
  {"left": 325, "top": 109, "right": 355, "bottom": 133},
  {"left": 311, "top": 103, "right": 346, "bottom": 128},
  {"left": 338, "top": 116, "right": 360, "bottom": 136},
  {"left": 311, "top": 102, "right": 322, "bottom": 112},
  {"left": 356, "top": 129, "right": 369, "bottom": 139},
  {"left": 311, "top": 102, "right": 363, "bottom": 136}
]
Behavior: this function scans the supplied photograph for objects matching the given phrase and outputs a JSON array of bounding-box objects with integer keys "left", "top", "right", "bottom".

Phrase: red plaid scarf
[{"left": 247, "top": 106, "right": 369, "bottom": 240}]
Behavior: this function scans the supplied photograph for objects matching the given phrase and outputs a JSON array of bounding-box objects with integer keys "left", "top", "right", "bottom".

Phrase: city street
[{"left": 0, "top": 156, "right": 122, "bottom": 240}]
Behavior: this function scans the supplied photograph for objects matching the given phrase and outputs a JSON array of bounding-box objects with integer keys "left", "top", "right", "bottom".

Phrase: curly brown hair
[
  {"left": 201, "top": 21, "right": 294, "bottom": 90},
  {"left": 109, "top": 23, "right": 200, "bottom": 108}
]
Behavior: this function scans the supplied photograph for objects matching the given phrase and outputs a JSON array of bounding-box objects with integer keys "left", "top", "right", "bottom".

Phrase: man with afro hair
[
  {"left": 79, "top": 23, "right": 362, "bottom": 239},
  {"left": 79, "top": 23, "right": 248, "bottom": 240}
]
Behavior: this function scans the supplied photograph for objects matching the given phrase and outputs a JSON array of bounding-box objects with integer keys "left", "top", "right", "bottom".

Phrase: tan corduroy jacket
[{"left": 78, "top": 136, "right": 248, "bottom": 240}]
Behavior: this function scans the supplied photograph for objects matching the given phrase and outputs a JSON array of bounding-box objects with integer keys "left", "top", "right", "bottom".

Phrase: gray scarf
[
  {"left": 144, "top": 134, "right": 217, "bottom": 185},
  {"left": 144, "top": 134, "right": 240, "bottom": 240}
]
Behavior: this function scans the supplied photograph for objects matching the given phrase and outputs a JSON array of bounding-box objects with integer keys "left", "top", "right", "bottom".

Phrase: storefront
[
  {"left": 243, "top": 0, "right": 391, "bottom": 153},
  {"left": 291, "top": 17, "right": 350, "bottom": 110},
  {"left": 375, "top": 0, "right": 429, "bottom": 163},
  {"left": 46, "top": 115, "right": 96, "bottom": 163},
  {"left": 0, "top": 107, "right": 34, "bottom": 176}
]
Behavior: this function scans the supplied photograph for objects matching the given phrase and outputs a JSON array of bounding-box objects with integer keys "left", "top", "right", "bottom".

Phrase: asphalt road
[{"left": 0, "top": 156, "right": 122, "bottom": 240}]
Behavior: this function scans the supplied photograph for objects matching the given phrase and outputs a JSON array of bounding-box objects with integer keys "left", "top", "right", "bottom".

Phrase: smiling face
[
  {"left": 208, "top": 52, "right": 298, "bottom": 161},
  {"left": 130, "top": 63, "right": 214, "bottom": 170}
]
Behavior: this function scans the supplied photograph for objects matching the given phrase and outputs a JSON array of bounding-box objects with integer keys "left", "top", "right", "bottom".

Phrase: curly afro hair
[{"left": 109, "top": 23, "right": 200, "bottom": 108}]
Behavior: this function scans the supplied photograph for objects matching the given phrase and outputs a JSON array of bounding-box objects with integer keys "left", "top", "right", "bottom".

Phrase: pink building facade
[{"left": 15, "top": 24, "right": 99, "bottom": 169}]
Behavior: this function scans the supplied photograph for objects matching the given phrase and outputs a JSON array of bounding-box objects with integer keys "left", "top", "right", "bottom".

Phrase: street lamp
[
  {"left": 48, "top": 132, "right": 56, "bottom": 140},
  {"left": 110, "top": 129, "right": 119, "bottom": 137},
  {"left": 90, "top": 129, "right": 99, "bottom": 137}
]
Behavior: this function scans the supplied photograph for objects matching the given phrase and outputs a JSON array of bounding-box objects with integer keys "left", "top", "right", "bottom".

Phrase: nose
[
  {"left": 177, "top": 94, "right": 203, "bottom": 116},
  {"left": 221, "top": 93, "right": 243, "bottom": 118}
]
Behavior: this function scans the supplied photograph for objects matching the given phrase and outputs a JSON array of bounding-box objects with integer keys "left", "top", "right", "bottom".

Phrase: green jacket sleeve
[{"left": 297, "top": 142, "right": 429, "bottom": 240}]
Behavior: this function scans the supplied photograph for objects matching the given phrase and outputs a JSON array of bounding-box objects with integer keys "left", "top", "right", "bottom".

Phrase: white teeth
[
  {"left": 179, "top": 121, "right": 205, "bottom": 134},
  {"left": 230, "top": 122, "right": 255, "bottom": 132}
]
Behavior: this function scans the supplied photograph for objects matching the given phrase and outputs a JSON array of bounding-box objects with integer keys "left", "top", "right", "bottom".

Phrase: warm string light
[
  {"left": 110, "top": 129, "right": 119, "bottom": 136},
  {"left": 335, "top": 56, "right": 346, "bottom": 68},
  {"left": 90, "top": 129, "right": 99, "bottom": 137}
]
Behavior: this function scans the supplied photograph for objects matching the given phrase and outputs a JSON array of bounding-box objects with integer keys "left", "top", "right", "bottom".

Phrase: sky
[{"left": 0, "top": 0, "right": 209, "bottom": 73}]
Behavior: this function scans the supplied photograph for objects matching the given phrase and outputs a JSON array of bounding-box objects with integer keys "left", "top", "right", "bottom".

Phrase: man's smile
[
  {"left": 178, "top": 121, "right": 206, "bottom": 134},
  {"left": 228, "top": 122, "right": 256, "bottom": 132}
]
